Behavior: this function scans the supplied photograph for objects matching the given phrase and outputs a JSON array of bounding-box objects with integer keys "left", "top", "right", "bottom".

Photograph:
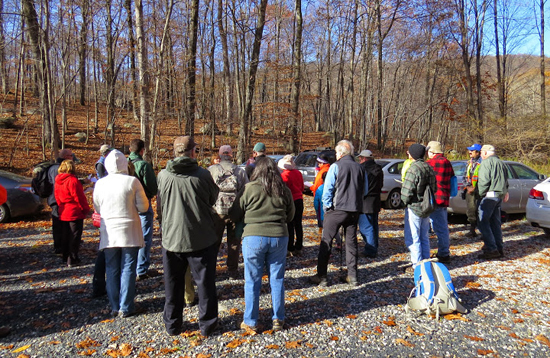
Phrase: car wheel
[
  {"left": 543, "top": 228, "right": 550, "bottom": 239},
  {"left": 385, "top": 189, "right": 402, "bottom": 209},
  {"left": 0, "top": 204, "right": 10, "bottom": 223}
]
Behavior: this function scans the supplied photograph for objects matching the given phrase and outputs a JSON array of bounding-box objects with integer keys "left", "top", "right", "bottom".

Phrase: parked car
[
  {"left": 526, "top": 178, "right": 550, "bottom": 237},
  {"left": 238, "top": 154, "right": 285, "bottom": 169},
  {"left": 376, "top": 159, "right": 406, "bottom": 209},
  {"left": 448, "top": 160, "right": 546, "bottom": 215},
  {"left": 0, "top": 170, "right": 42, "bottom": 223},
  {"left": 295, "top": 149, "right": 336, "bottom": 193}
]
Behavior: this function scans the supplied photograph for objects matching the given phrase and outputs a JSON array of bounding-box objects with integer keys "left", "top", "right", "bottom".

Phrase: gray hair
[{"left": 335, "top": 140, "right": 353, "bottom": 158}]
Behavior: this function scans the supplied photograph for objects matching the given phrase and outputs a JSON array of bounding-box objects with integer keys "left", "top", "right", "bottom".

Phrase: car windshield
[
  {"left": 295, "top": 153, "right": 317, "bottom": 167},
  {"left": 451, "top": 162, "right": 467, "bottom": 176}
]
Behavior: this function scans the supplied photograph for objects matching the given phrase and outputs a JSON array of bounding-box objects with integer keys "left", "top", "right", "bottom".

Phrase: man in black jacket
[{"left": 357, "top": 150, "right": 384, "bottom": 258}]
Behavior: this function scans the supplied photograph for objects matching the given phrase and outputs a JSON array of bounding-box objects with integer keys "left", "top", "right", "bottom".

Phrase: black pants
[
  {"left": 61, "top": 219, "right": 83, "bottom": 262},
  {"left": 317, "top": 210, "right": 359, "bottom": 278},
  {"left": 287, "top": 199, "right": 304, "bottom": 252},
  {"left": 92, "top": 250, "right": 106, "bottom": 295},
  {"left": 51, "top": 205, "right": 63, "bottom": 253},
  {"left": 163, "top": 243, "right": 218, "bottom": 336}
]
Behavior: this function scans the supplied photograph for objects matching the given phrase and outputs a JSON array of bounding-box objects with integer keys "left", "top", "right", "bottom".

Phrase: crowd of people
[{"left": 38, "top": 137, "right": 508, "bottom": 336}]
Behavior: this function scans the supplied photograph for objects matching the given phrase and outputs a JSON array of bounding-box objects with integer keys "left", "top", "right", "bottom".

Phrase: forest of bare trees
[{"left": 1, "top": 0, "right": 549, "bottom": 164}]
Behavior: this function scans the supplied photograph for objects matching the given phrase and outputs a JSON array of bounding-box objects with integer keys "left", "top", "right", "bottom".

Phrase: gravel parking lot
[{"left": 1, "top": 196, "right": 550, "bottom": 357}]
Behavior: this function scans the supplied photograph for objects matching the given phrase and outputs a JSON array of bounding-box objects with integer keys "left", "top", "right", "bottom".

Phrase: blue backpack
[
  {"left": 406, "top": 259, "right": 467, "bottom": 319},
  {"left": 450, "top": 175, "right": 458, "bottom": 197}
]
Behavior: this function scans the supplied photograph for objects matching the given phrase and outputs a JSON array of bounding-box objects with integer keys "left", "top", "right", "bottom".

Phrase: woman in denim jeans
[
  {"left": 93, "top": 150, "right": 149, "bottom": 318},
  {"left": 230, "top": 157, "right": 295, "bottom": 332}
]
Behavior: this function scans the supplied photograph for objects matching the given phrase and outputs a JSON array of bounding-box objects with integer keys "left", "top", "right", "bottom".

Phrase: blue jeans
[
  {"left": 429, "top": 206, "right": 450, "bottom": 257},
  {"left": 242, "top": 235, "right": 288, "bottom": 327},
  {"left": 104, "top": 246, "right": 139, "bottom": 314},
  {"left": 358, "top": 213, "right": 379, "bottom": 256},
  {"left": 137, "top": 202, "right": 154, "bottom": 276},
  {"left": 478, "top": 197, "right": 503, "bottom": 253},
  {"left": 404, "top": 208, "right": 431, "bottom": 265}
]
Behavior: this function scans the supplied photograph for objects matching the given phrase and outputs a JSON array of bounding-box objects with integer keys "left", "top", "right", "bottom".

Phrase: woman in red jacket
[
  {"left": 54, "top": 160, "right": 90, "bottom": 267},
  {"left": 278, "top": 155, "right": 304, "bottom": 256}
]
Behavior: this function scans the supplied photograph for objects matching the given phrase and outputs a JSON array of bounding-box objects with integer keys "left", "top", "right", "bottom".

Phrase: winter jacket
[
  {"left": 311, "top": 163, "right": 330, "bottom": 196},
  {"left": 47, "top": 158, "right": 63, "bottom": 207},
  {"left": 314, "top": 184, "right": 325, "bottom": 226},
  {"left": 157, "top": 155, "right": 219, "bottom": 253},
  {"left": 229, "top": 181, "right": 295, "bottom": 238},
  {"left": 129, "top": 152, "right": 158, "bottom": 199},
  {"left": 54, "top": 173, "right": 90, "bottom": 221},
  {"left": 401, "top": 159, "right": 437, "bottom": 217},
  {"left": 477, "top": 155, "right": 508, "bottom": 199},
  {"left": 361, "top": 159, "right": 384, "bottom": 214},
  {"left": 322, "top": 155, "right": 366, "bottom": 212},
  {"left": 208, "top": 158, "right": 249, "bottom": 216},
  {"left": 427, "top": 153, "right": 454, "bottom": 207},
  {"left": 281, "top": 169, "right": 304, "bottom": 201},
  {"left": 93, "top": 150, "right": 149, "bottom": 250}
]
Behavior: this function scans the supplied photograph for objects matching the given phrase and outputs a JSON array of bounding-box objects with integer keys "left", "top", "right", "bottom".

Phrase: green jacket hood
[{"left": 166, "top": 156, "right": 199, "bottom": 174}]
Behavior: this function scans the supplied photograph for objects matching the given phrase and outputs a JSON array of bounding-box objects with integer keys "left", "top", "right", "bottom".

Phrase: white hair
[{"left": 336, "top": 140, "right": 353, "bottom": 159}]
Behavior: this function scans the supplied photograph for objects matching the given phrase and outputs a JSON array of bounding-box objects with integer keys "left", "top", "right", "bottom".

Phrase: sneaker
[
  {"left": 240, "top": 321, "right": 258, "bottom": 333},
  {"left": 272, "top": 319, "right": 284, "bottom": 332},
  {"left": 478, "top": 250, "right": 502, "bottom": 260},
  {"left": 340, "top": 276, "right": 358, "bottom": 286},
  {"left": 309, "top": 274, "right": 328, "bottom": 287},
  {"left": 136, "top": 273, "right": 149, "bottom": 281}
]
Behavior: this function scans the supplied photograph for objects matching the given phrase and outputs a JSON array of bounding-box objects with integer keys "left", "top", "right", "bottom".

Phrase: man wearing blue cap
[{"left": 464, "top": 143, "right": 482, "bottom": 237}]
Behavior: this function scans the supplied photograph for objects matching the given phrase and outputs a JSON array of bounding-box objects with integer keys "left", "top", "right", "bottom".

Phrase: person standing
[
  {"left": 230, "top": 157, "right": 295, "bottom": 332},
  {"left": 310, "top": 153, "right": 332, "bottom": 196},
  {"left": 245, "top": 142, "right": 267, "bottom": 179},
  {"left": 157, "top": 136, "right": 220, "bottom": 337},
  {"left": 93, "top": 150, "right": 149, "bottom": 317},
  {"left": 54, "top": 159, "right": 90, "bottom": 267},
  {"left": 426, "top": 141, "right": 454, "bottom": 263},
  {"left": 464, "top": 144, "right": 483, "bottom": 237},
  {"left": 357, "top": 150, "right": 384, "bottom": 258},
  {"left": 48, "top": 149, "right": 74, "bottom": 254},
  {"left": 401, "top": 144, "right": 436, "bottom": 271},
  {"left": 129, "top": 139, "right": 158, "bottom": 281},
  {"left": 95, "top": 145, "right": 112, "bottom": 179},
  {"left": 278, "top": 155, "right": 304, "bottom": 256},
  {"left": 208, "top": 144, "right": 248, "bottom": 278},
  {"left": 476, "top": 145, "right": 508, "bottom": 259},
  {"left": 310, "top": 140, "right": 366, "bottom": 287}
]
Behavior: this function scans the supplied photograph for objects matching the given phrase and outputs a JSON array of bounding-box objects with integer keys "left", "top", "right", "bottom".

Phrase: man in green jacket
[
  {"left": 129, "top": 139, "right": 158, "bottom": 280},
  {"left": 476, "top": 144, "right": 508, "bottom": 260},
  {"left": 157, "top": 136, "right": 220, "bottom": 337}
]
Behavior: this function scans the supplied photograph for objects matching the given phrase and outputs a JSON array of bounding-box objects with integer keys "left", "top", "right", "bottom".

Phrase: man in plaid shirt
[{"left": 426, "top": 141, "right": 455, "bottom": 263}]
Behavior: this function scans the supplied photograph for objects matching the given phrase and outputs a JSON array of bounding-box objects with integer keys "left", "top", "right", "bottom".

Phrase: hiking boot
[
  {"left": 272, "top": 319, "right": 284, "bottom": 332},
  {"left": 436, "top": 255, "right": 451, "bottom": 263},
  {"left": 340, "top": 275, "right": 358, "bottom": 286},
  {"left": 467, "top": 227, "right": 477, "bottom": 238},
  {"left": 240, "top": 321, "right": 258, "bottom": 333},
  {"left": 309, "top": 274, "right": 328, "bottom": 287},
  {"left": 478, "top": 250, "right": 502, "bottom": 260},
  {"left": 293, "top": 249, "right": 302, "bottom": 257},
  {"left": 228, "top": 270, "right": 240, "bottom": 280},
  {"left": 361, "top": 251, "right": 377, "bottom": 259},
  {"left": 136, "top": 273, "right": 149, "bottom": 281}
]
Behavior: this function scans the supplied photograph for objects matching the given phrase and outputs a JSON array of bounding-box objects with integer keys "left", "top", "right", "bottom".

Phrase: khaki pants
[{"left": 466, "top": 191, "right": 478, "bottom": 226}]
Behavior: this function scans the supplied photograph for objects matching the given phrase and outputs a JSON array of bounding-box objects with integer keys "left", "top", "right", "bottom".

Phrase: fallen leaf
[
  {"left": 111, "top": 336, "right": 120, "bottom": 342},
  {"left": 12, "top": 345, "right": 31, "bottom": 353},
  {"left": 477, "top": 349, "right": 494, "bottom": 355},
  {"left": 444, "top": 313, "right": 469, "bottom": 322},
  {"left": 77, "top": 349, "right": 97, "bottom": 356},
  {"left": 16, "top": 355, "right": 30, "bottom": 358},
  {"left": 511, "top": 308, "right": 519, "bottom": 314},
  {"left": 346, "top": 314, "right": 357, "bottom": 319},
  {"left": 535, "top": 334, "right": 550, "bottom": 347},
  {"left": 265, "top": 344, "right": 279, "bottom": 349},
  {"left": 407, "top": 326, "right": 424, "bottom": 336},
  {"left": 496, "top": 325, "right": 511, "bottom": 331},
  {"left": 120, "top": 343, "right": 132, "bottom": 356},
  {"left": 395, "top": 338, "right": 414, "bottom": 347},
  {"left": 476, "top": 312, "right": 486, "bottom": 318},
  {"left": 464, "top": 335, "right": 484, "bottom": 341},
  {"left": 101, "top": 319, "right": 114, "bottom": 323},
  {"left": 513, "top": 318, "right": 524, "bottom": 323},
  {"left": 48, "top": 341, "right": 61, "bottom": 345},
  {"left": 75, "top": 337, "right": 100, "bottom": 349},
  {"left": 226, "top": 338, "right": 246, "bottom": 348},
  {"left": 196, "top": 354, "right": 211, "bottom": 358},
  {"left": 382, "top": 320, "right": 396, "bottom": 326},
  {"left": 330, "top": 336, "right": 339, "bottom": 341},
  {"left": 285, "top": 340, "right": 302, "bottom": 348}
]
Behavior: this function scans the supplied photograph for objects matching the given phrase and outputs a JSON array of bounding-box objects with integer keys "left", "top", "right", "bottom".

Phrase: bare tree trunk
[
  {"left": 0, "top": 0, "right": 8, "bottom": 94},
  {"left": 124, "top": 0, "right": 140, "bottom": 122},
  {"left": 78, "top": 0, "right": 89, "bottom": 105},
  {"left": 289, "top": 0, "right": 303, "bottom": 153},
  {"left": 185, "top": 0, "right": 200, "bottom": 136},
  {"left": 541, "top": 0, "right": 546, "bottom": 119},
  {"left": 135, "top": 0, "right": 151, "bottom": 158},
  {"left": 217, "top": 0, "right": 232, "bottom": 135},
  {"left": 236, "top": 0, "right": 268, "bottom": 163}
]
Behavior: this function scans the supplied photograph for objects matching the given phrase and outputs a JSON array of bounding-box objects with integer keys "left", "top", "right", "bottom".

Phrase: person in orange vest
[
  {"left": 463, "top": 144, "right": 482, "bottom": 237},
  {"left": 310, "top": 153, "right": 332, "bottom": 196}
]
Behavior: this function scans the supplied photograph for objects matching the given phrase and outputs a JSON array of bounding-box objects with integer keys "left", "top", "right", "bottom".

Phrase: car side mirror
[{"left": 539, "top": 174, "right": 547, "bottom": 181}]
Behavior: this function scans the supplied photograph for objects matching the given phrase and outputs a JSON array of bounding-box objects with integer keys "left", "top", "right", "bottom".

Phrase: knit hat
[
  {"left": 218, "top": 145, "right": 232, "bottom": 156},
  {"left": 408, "top": 144, "right": 426, "bottom": 160},
  {"left": 174, "top": 136, "right": 197, "bottom": 154},
  {"left": 278, "top": 154, "right": 296, "bottom": 170},
  {"left": 426, "top": 141, "right": 443, "bottom": 154},
  {"left": 467, "top": 143, "right": 482, "bottom": 151},
  {"left": 253, "top": 142, "right": 266, "bottom": 153}
]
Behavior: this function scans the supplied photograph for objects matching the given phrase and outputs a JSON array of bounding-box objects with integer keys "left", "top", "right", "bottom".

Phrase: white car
[{"left": 526, "top": 178, "right": 550, "bottom": 237}]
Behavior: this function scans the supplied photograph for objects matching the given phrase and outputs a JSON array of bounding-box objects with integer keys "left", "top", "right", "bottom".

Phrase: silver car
[
  {"left": 448, "top": 160, "right": 546, "bottom": 215},
  {"left": 0, "top": 170, "right": 42, "bottom": 223},
  {"left": 376, "top": 159, "right": 406, "bottom": 209}
]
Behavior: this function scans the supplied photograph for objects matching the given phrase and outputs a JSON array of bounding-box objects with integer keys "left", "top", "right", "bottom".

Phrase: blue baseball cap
[{"left": 467, "top": 143, "right": 482, "bottom": 151}]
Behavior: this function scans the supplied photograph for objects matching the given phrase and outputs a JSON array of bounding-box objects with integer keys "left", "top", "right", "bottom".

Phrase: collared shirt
[{"left": 427, "top": 153, "right": 454, "bottom": 207}]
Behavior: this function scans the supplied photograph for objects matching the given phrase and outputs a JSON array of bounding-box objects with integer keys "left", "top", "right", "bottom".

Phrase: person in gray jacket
[
  {"left": 476, "top": 144, "right": 508, "bottom": 260},
  {"left": 157, "top": 136, "right": 220, "bottom": 337}
]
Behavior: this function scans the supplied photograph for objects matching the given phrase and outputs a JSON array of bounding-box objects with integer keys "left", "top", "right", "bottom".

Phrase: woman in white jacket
[{"left": 93, "top": 150, "right": 149, "bottom": 317}]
